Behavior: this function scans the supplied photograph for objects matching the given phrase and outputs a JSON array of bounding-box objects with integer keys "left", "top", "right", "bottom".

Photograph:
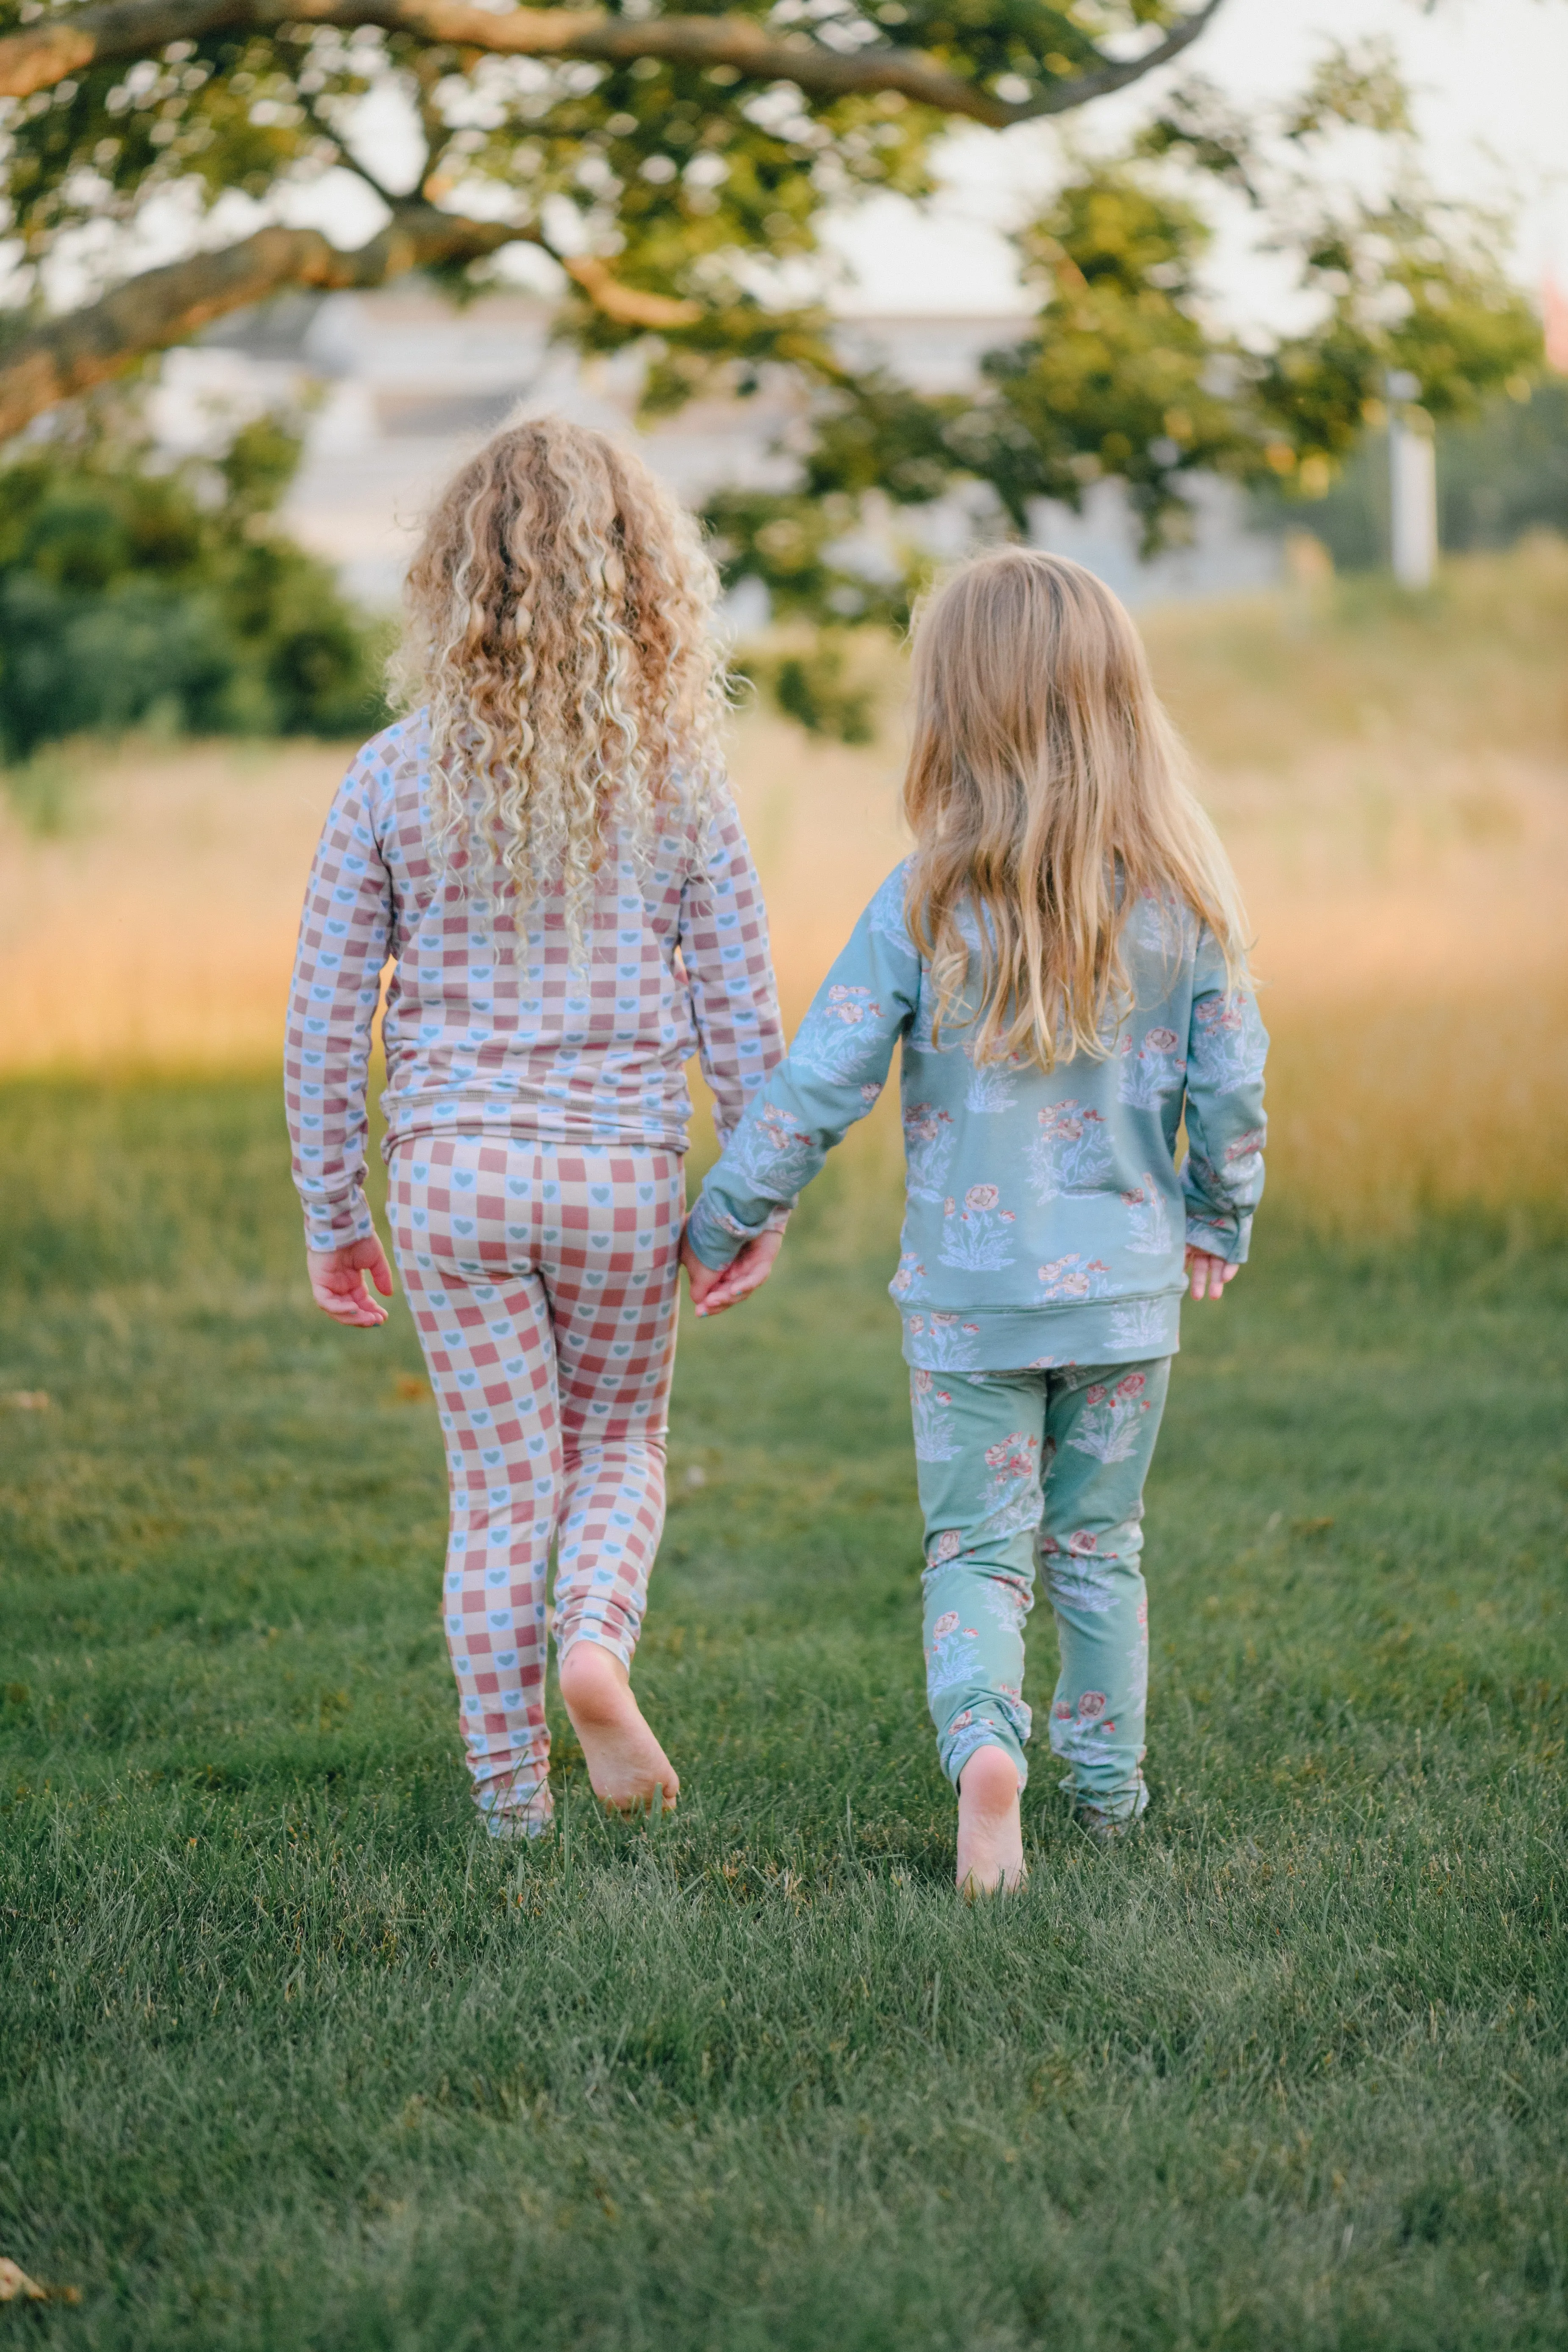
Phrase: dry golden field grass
[{"left": 3, "top": 539, "right": 1564, "bottom": 1220}]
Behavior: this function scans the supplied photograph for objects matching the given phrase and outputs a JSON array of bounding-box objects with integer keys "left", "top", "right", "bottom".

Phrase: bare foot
[
  {"left": 558, "top": 1642, "right": 679, "bottom": 1816},
  {"left": 956, "top": 1745, "right": 1026, "bottom": 1896}
]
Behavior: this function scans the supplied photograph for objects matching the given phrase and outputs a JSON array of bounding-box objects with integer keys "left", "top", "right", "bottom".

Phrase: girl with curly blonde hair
[{"left": 285, "top": 414, "right": 784, "bottom": 1839}]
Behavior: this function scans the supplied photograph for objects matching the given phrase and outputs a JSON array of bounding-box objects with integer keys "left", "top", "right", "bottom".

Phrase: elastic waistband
[{"left": 387, "top": 1133, "right": 683, "bottom": 1176}]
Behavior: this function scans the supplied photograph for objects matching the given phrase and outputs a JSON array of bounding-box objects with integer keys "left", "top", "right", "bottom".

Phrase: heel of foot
[
  {"left": 559, "top": 1646, "right": 680, "bottom": 1815},
  {"left": 955, "top": 1745, "right": 1025, "bottom": 1895}
]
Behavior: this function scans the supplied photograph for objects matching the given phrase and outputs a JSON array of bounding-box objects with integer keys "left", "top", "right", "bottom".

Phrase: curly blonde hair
[
  {"left": 904, "top": 548, "right": 1250, "bottom": 1070},
  {"left": 395, "top": 412, "right": 728, "bottom": 950}
]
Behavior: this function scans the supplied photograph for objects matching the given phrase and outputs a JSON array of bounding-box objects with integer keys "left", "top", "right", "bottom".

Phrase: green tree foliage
[
  {"left": 706, "top": 46, "right": 1543, "bottom": 651},
  {"left": 0, "top": 0, "right": 1220, "bottom": 430},
  {"left": 0, "top": 0, "right": 1545, "bottom": 743},
  {"left": 0, "top": 407, "right": 383, "bottom": 760}
]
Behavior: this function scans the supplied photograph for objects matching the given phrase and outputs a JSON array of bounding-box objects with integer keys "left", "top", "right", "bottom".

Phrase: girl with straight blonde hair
[
  {"left": 285, "top": 413, "right": 785, "bottom": 1839},
  {"left": 684, "top": 547, "right": 1268, "bottom": 1893}
]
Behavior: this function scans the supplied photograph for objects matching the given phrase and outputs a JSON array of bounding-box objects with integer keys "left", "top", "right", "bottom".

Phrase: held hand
[
  {"left": 1184, "top": 1245, "right": 1239, "bottom": 1303},
  {"left": 680, "top": 1227, "right": 782, "bottom": 1319},
  {"left": 307, "top": 1235, "right": 395, "bottom": 1328}
]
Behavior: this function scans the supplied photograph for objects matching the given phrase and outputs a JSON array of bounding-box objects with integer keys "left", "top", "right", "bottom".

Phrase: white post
[{"left": 1386, "top": 370, "right": 1437, "bottom": 590}]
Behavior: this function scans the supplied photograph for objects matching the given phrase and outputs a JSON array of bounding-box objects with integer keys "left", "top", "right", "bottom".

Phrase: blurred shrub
[
  {"left": 0, "top": 408, "right": 386, "bottom": 763},
  {"left": 1438, "top": 381, "right": 1568, "bottom": 550},
  {"left": 756, "top": 638, "right": 877, "bottom": 744},
  {"left": 1260, "top": 381, "right": 1568, "bottom": 572}
]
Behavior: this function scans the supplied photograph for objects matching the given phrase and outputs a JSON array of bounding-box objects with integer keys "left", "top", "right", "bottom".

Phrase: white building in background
[{"left": 155, "top": 287, "right": 1282, "bottom": 613}]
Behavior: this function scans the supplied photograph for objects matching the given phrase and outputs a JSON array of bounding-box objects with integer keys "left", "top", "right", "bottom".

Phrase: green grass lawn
[{"left": 2, "top": 1076, "right": 1565, "bottom": 2350}]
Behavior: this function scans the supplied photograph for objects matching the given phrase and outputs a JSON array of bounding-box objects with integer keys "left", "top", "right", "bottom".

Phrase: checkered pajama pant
[{"left": 387, "top": 1135, "right": 684, "bottom": 1835}]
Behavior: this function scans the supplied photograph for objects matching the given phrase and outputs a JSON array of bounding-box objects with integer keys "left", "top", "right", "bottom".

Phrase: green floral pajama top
[{"left": 686, "top": 865, "right": 1268, "bottom": 1373}]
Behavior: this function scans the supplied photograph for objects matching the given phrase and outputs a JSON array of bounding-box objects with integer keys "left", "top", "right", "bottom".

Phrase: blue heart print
[{"left": 375, "top": 1126, "right": 691, "bottom": 1816}]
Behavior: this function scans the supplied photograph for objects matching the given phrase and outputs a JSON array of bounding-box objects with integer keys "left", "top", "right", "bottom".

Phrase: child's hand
[
  {"left": 1184, "top": 1245, "right": 1239, "bottom": 1302},
  {"left": 307, "top": 1236, "right": 395, "bottom": 1328},
  {"left": 680, "top": 1227, "right": 782, "bottom": 1319}
]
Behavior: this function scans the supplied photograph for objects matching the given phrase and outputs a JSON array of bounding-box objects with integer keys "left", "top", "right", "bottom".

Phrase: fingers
[
  {"left": 692, "top": 1271, "right": 744, "bottom": 1318},
  {"left": 681, "top": 1257, "right": 723, "bottom": 1314},
  {"left": 311, "top": 1276, "right": 389, "bottom": 1328},
  {"left": 694, "top": 1266, "right": 758, "bottom": 1317},
  {"left": 687, "top": 1231, "right": 782, "bottom": 1319},
  {"left": 306, "top": 1240, "right": 393, "bottom": 1327},
  {"left": 1184, "top": 1248, "right": 1240, "bottom": 1302}
]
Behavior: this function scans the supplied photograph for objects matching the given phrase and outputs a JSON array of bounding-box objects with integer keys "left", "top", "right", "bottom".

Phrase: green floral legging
[{"left": 912, "top": 1356, "right": 1172, "bottom": 1827}]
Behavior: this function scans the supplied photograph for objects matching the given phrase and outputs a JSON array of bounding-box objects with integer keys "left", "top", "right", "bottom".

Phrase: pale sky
[{"left": 825, "top": 0, "right": 1568, "bottom": 318}]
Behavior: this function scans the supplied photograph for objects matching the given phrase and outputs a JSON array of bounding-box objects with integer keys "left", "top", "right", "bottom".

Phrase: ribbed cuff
[
  {"left": 1184, "top": 1213, "right": 1251, "bottom": 1264},
  {"left": 302, "top": 1188, "right": 375, "bottom": 1254},
  {"left": 684, "top": 1193, "right": 744, "bottom": 1271}
]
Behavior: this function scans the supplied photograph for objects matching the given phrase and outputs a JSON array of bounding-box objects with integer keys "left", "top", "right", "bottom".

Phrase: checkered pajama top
[{"left": 285, "top": 711, "right": 785, "bottom": 1252}]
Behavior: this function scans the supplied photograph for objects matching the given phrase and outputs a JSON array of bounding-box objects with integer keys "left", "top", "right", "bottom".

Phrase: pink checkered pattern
[
  {"left": 388, "top": 1135, "right": 685, "bottom": 1835},
  {"left": 285, "top": 709, "right": 783, "bottom": 1252}
]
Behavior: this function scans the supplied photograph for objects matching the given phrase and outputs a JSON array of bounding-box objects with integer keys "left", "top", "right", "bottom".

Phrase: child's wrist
[{"left": 683, "top": 1201, "right": 741, "bottom": 1272}]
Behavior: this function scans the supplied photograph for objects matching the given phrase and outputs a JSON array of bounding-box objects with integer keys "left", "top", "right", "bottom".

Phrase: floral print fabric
[
  {"left": 915, "top": 1356, "right": 1171, "bottom": 1822},
  {"left": 687, "top": 863, "right": 1267, "bottom": 1372},
  {"left": 286, "top": 710, "right": 783, "bottom": 1252},
  {"left": 386, "top": 1136, "right": 685, "bottom": 1837}
]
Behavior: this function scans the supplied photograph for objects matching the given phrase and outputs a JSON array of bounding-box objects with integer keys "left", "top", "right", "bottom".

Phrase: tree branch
[
  {"left": 0, "top": 0, "right": 1223, "bottom": 126},
  {"left": 0, "top": 204, "right": 698, "bottom": 439},
  {"left": 556, "top": 253, "right": 701, "bottom": 328},
  {"left": 296, "top": 83, "right": 405, "bottom": 207}
]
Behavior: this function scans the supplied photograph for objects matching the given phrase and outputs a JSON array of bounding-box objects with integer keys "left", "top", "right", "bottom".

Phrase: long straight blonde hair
[
  {"left": 903, "top": 547, "right": 1249, "bottom": 1070},
  {"left": 395, "top": 412, "right": 727, "bottom": 949}
]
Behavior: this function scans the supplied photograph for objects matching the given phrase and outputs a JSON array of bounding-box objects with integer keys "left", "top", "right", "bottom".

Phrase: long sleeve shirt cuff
[
  {"left": 1182, "top": 1209, "right": 1252, "bottom": 1263},
  {"left": 684, "top": 1194, "right": 748, "bottom": 1271},
  {"left": 302, "top": 1187, "right": 376, "bottom": 1254}
]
